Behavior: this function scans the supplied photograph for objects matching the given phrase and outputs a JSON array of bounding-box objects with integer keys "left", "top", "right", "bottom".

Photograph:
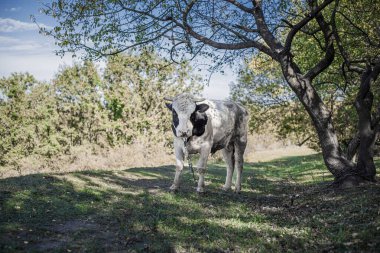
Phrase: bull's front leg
[
  {"left": 195, "top": 144, "right": 211, "bottom": 193},
  {"left": 170, "top": 141, "right": 184, "bottom": 192}
]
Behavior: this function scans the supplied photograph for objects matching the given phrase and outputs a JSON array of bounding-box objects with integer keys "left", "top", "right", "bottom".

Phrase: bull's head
[{"left": 165, "top": 94, "right": 209, "bottom": 138}]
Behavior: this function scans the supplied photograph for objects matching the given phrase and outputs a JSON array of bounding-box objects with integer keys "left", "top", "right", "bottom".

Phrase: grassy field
[{"left": 0, "top": 154, "right": 379, "bottom": 252}]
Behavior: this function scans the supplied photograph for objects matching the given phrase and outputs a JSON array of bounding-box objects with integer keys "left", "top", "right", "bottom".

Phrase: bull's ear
[
  {"left": 165, "top": 103, "right": 172, "bottom": 110},
  {"left": 196, "top": 103, "right": 209, "bottom": 113}
]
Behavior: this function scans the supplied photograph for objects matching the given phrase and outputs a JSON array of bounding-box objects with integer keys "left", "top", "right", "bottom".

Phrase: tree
[
  {"left": 103, "top": 48, "right": 203, "bottom": 145},
  {"left": 230, "top": 0, "right": 378, "bottom": 151},
  {"left": 0, "top": 73, "right": 61, "bottom": 167},
  {"left": 53, "top": 61, "right": 107, "bottom": 147},
  {"left": 230, "top": 56, "right": 318, "bottom": 149},
  {"left": 40, "top": 0, "right": 380, "bottom": 185},
  {"left": 330, "top": 0, "right": 380, "bottom": 181}
]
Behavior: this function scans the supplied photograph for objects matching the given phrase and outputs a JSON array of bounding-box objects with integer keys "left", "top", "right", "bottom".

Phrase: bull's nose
[{"left": 178, "top": 130, "right": 189, "bottom": 137}]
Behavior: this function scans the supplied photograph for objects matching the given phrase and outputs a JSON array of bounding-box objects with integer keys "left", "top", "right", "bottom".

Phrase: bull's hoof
[
  {"left": 234, "top": 188, "right": 241, "bottom": 194},
  {"left": 169, "top": 185, "right": 179, "bottom": 193},
  {"left": 196, "top": 187, "right": 206, "bottom": 194},
  {"left": 222, "top": 185, "right": 232, "bottom": 192}
]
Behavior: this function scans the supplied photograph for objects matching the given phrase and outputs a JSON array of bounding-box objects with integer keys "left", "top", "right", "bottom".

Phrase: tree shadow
[{"left": 0, "top": 154, "right": 379, "bottom": 252}]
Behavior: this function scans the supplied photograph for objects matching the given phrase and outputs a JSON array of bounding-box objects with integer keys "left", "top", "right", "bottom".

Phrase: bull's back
[{"left": 205, "top": 100, "right": 248, "bottom": 153}]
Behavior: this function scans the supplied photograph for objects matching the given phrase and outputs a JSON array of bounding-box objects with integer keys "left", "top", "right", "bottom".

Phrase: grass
[{"left": 0, "top": 154, "right": 379, "bottom": 252}]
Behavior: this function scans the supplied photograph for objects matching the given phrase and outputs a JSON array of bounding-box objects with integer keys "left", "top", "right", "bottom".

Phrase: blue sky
[{"left": 0, "top": 0, "right": 232, "bottom": 99}]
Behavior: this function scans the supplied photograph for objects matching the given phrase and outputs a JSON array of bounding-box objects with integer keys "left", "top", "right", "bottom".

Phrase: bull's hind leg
[
  {"left": 222, "top": 145, "right": 235, "bottom": 191},
  {"left": 234, "top": 138, "right": 247, "bottom": 193}
]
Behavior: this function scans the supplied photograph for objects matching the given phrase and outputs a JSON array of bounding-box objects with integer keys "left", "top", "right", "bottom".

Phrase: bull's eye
[
  {"left": 172, "top": 109, "right": 179, "bottom": 127},
  {"left": 190, "top": 112, "right": 196, "bottom": 121}
]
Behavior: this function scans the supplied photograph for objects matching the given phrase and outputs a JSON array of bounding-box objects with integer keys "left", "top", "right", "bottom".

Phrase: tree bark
[
  {"left": 354, "top": 63, "right": 380, "bottom": 181},
  {"left": 280, "top": 55, "right": 361, "bottom": 183},
  {"left": 346, "top": 132, "right": 360, "bottom": 161}
]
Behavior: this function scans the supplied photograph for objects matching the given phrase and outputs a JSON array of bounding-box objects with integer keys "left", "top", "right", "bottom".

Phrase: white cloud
[
  {"left": 0, "top": 35, "right": 45, "bottom": 52},
  {"left": 0, "top": 43, "right": 42, "bottom": 51},
  {"left": 0, "top": 18, "right": 51, "bottom": 32},
  {"left": 203, "top": 71, "right": 232, "bottom": 100},
  {"left": 0, "top": 35, "right": 20, "bottom": 44},
  {"left": 5, "top": 7, "right": 22, "bottom": 12},
  {"left": 0, "top": 52, "right": 75, "bottom": 81}
]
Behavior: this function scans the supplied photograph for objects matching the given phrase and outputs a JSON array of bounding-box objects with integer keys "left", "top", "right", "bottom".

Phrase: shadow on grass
[{"left": 0, "top": 154, "right": 379, "bottom": 252}]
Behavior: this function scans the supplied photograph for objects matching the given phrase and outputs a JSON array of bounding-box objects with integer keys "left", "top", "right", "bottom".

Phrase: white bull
[{"left": 165, "top": 93, "right": 249, "bottom": 193}]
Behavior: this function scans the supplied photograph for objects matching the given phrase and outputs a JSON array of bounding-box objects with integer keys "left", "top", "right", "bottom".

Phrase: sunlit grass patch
[{"left": 0, "top": 154, "right": 379, "bottom": 252}]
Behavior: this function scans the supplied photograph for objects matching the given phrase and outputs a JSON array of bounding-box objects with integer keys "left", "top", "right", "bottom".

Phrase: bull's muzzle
[{"left": 177, "top": 129, "right": 191, "bottom": 138}]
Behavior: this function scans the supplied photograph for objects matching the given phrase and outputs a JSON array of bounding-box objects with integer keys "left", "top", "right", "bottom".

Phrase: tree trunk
[
  {"left": 354, "top": 65, "right": 380, "bottom": 181},
  {"left": 355, "top": 97, "right": 377, "bottom": 181},
  {"left": 280, "top": 56, "right": 362, "bottom": 185},
  {"left": 346, "top": 132, "right": 360, "bottom": 161}
]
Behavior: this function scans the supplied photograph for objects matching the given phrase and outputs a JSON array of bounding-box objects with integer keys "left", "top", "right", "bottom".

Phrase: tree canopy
[
  {"left": 231, "top": 0, "right": 379, "bottom": 152},
  {"left": 40, "top": 0, "right": 285, "bottom": 60}
]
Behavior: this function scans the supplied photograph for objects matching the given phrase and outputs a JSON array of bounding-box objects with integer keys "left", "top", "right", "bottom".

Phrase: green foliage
[
  {"left": 103, "top": 49, "right": 202, "bottom": 145},
  {"left": 0, "top": 50, "right": 202, "bottom": 169},
  {"left": 53, "top": 61, "right": 107, "bottom": 147},
  {"left": 231, "top": 58, "right": 319, "bottom": 149},
  {"left": 0, "top": 74, "right": 60, "bottom": 166},
  {"left": 231, "top": 0, "right": 380, "bottom": 151}
]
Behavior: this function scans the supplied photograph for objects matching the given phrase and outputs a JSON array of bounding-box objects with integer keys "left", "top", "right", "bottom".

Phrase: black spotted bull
[{"left": 165, "top": 93, "right": 249, "bottom": 193}]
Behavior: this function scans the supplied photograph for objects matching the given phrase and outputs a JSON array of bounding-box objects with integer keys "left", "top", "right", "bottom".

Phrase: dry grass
[
  {"left": 1, "top": 134, "right": 315, "bottom": 179},
  {"left": 245, "top": 146, "right": 316, "bottom": 163},
  {"left": 0, "top": 139, "right": 173, "bottom": 179},
  {"left": 244, "top": 134, "right": 316, "bottom": 163}
]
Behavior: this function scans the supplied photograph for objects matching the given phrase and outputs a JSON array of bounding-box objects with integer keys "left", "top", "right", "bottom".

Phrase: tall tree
[
  {"left": 230, "top": 56, "right": 318, "bottom": 148},
  {"left": 40, "top": 0, "right": 380, "bottom": 185},
  {"left": 330, "top": 0, "right": 380, "bottom": 181}
]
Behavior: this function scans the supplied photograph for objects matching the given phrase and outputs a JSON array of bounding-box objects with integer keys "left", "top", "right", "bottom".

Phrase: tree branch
[
  {"left": 116, "top": 0, "right": 169, "bottom": 22},
  {"left": 233, "top": 24, "right": 259, "bottom": 33},
  {"left": 224, "top": 0, "right": 254, "bottom": 13},
  {"left": 214, "top": 21, "right": 252, "bottom": 42},
  {"left": 298, "top": 136, "right": 311, "bottom": 146},
  {"left": 283, "top": 0, "right": 335, "bottom": 55},
  {"left": 251, "top": 2, "right": 284, "bottom": 56},
  {"left": 177, "top": 0, "right": 275, "bottom": 57},
  {"left": 100, "top": 25, "right": 177, "bottom": 56},
  {"left": 304, "top": 3, "right": 335, "bottom": 81},
  {"left": 330, "top": 0, "right": 366, "bottom": 75},
  {"left": 346, "top": 132, "right": 360, "bottom": 161},
  {"left": 357, "top": 60, "right": 380, "bottom": 105},
  {"left": 337, "top": 10, "right": 379, "bottom": 48}
]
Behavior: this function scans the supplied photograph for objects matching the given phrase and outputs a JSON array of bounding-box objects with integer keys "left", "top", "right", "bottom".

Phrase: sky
[{"left": 0, "top": 0, "right": 233, "bottom": 99}]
